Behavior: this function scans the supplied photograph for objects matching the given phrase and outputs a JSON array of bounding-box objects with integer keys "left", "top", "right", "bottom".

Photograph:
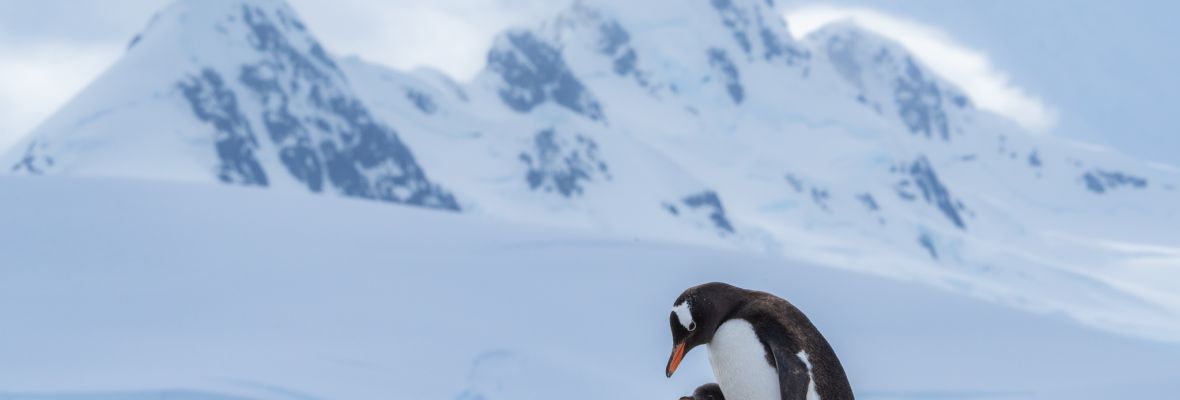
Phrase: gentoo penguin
[
  {"left": 665, "top": 282, "right": 854, "bottom": 400},
  {"left": 679, "top": 383, "right": 725, "bottom": 400}
]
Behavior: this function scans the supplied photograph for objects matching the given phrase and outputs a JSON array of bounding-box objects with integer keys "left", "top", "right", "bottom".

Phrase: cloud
[
  {"left": 784, "top": 5, "right": 1058, "bottom": 134},
  {"left": 0, "top": 0, "right": 164, "bottom": 153},
  {"left": 0, "top": 42, "right": 122, "bottom": 152},
  {"left": 0, "top": 0, "right": 168, "bottom": 44},
  {"left": 288, "top": 0, "right": 564, "bottom": 80}
]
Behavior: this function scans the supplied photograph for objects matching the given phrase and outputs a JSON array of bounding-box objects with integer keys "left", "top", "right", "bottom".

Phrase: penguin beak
[{"left": 666, "top": 342, "right": 686, "bottom": 377}]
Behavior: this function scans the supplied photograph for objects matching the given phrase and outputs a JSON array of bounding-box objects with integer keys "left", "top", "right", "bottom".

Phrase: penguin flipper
[{"left": 764, "top": 332, "right": 811, "bottom": 400}]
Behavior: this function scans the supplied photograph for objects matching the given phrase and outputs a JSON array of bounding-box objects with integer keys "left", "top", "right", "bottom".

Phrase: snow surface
[{"left": 1, "top": 176, "right": 1179, "bottom": 399}]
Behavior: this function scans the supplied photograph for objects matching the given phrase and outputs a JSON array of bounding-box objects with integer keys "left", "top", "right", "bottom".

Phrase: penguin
[
  {"left": 665, "top": 282, "right": 854, "bottom": 400},
  {"left": 679, "top": 383, "right": 725, "bottom": 400}
]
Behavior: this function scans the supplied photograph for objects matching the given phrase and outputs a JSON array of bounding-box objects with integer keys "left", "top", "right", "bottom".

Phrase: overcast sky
[{"left": 0, "top": 0, "right": 1175, "bottom": 166}]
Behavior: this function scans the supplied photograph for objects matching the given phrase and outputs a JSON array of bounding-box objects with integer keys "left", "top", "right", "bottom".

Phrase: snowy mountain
[
  {"left": 2, "top": 0, "right": 457, "bottom": 210},
  {"left": 3, "top": 0, "right": 1179, "bottom": 343},
  {"left": 343, "top": 0, "right": 1180, "bottom": 341}
]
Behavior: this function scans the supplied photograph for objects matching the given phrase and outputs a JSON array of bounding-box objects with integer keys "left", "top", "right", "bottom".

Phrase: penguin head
[{"left": 665, "top": 282, "right": 744, "bottom": 377}]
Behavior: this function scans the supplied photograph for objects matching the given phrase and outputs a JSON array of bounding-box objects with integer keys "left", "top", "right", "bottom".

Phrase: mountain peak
[
  {"left": 806, "top": 19, "right": 972, "bottom": 141},
  {"left": 4, "top": 0, "right": 459, "bottom": 210}
]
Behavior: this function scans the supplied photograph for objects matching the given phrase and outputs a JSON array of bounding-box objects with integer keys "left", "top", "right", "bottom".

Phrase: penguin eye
[{"left": 688, "top": 321, "right": 697, "bottom": 332}]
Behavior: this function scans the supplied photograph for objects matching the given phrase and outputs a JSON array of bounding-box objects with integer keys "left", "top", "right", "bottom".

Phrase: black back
[
  {"left": 737, "top": 286, "right": 854, "bottom": 400},
  {"left": 675, "top": 282, "right": 854, "bottom": 400}
]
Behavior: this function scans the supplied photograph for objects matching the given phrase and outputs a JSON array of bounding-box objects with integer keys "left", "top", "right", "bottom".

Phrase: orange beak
[{"left": 666, "top": 342, "right": 686, "bottom": 377}]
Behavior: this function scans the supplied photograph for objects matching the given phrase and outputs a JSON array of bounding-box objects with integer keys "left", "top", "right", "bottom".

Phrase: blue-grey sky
[
  {"left": 813, "top": 0, "right": 1180, "bottom": 168},
  {"left": 0, "top": 0, "right": 1175, "bottom": 166}
]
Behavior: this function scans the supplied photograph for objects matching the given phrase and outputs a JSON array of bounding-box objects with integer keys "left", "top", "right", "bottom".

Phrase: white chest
[{"left": 707, "top": 319, "right": 781, "bottom": 400}]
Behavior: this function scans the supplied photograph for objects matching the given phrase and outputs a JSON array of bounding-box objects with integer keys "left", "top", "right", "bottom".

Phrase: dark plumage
[
  {"left": 666, "top": 282, "right": 854, "bottom": 400},
  {"left": 680, "top": 383, "right": 725, "bottom": 400}
]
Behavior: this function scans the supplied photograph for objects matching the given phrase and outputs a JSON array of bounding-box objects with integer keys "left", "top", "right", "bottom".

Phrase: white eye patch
[{"left": 672, "top": 301, "right": 694, "bottom": 330}]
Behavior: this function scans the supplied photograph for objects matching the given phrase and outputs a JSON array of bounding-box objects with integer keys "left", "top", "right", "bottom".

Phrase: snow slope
[
  {"left": 2, "top": 0, "right": 1179, "bottom": 344},
  {"left": 1, "top": 176, "right": 1179, "bottom": 399}
]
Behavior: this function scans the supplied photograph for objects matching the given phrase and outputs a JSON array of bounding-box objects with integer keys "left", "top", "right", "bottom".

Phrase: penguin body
[
  {"left": 665, "top": 282, "right": 853, "bottom": 400},
  {"left": 708, "top": 319, "right": 780, "bottom": 400}
]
